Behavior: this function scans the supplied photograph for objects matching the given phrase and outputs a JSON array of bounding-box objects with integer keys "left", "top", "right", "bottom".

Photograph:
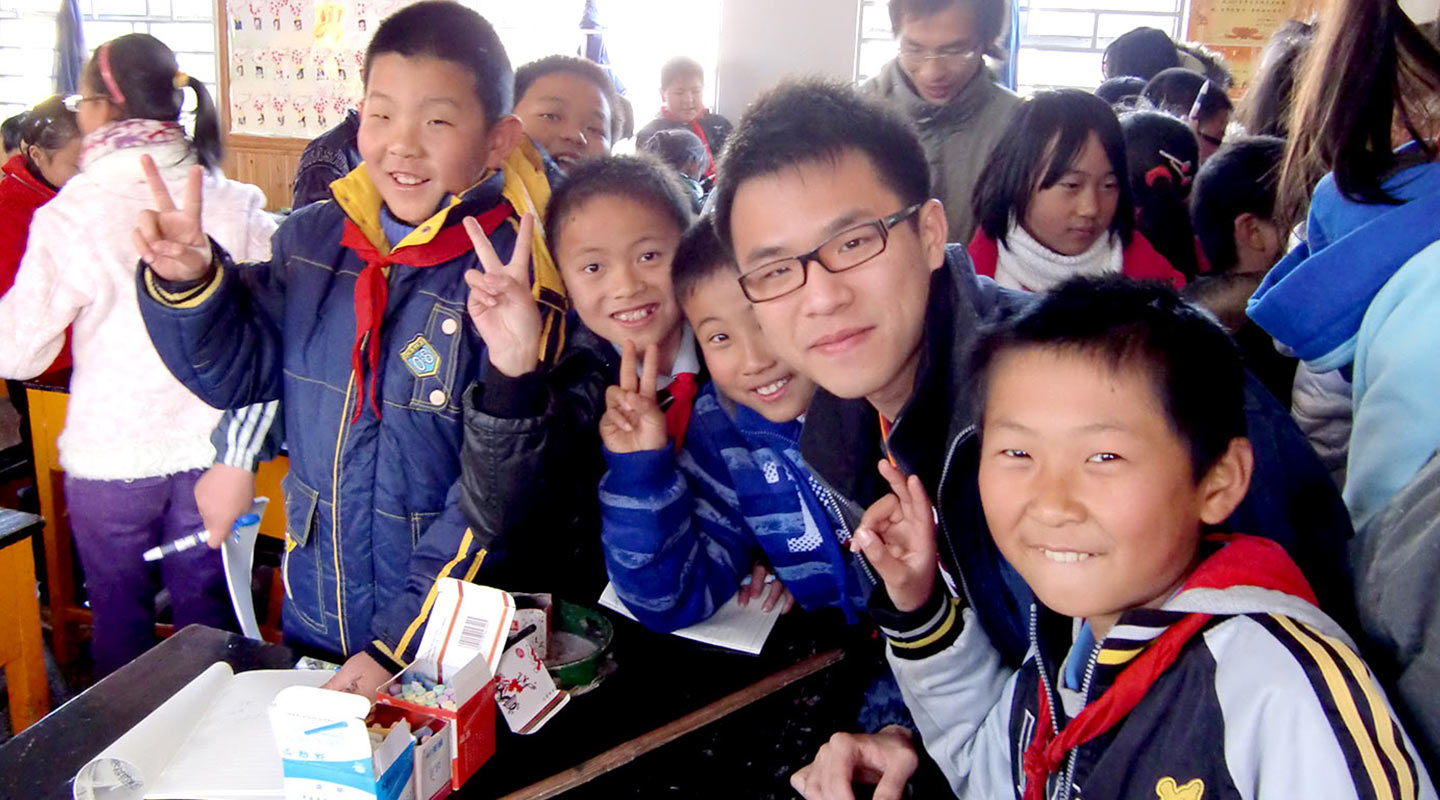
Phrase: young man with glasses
[
  {"left": 861, "top": 0, "right": 1019, "bottom": 244},
  {"left": 713, "top": 79, "right": 1359, "bottom": 797}
]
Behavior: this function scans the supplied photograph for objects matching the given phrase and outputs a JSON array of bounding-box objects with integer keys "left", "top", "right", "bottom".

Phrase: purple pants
[{"left": 65, "top": 469, "right": 234, "bottom": 676}]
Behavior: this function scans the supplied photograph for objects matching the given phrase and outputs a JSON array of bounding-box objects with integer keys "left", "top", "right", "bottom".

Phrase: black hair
[
  {"left": 972, "top": 88, "right": 1134, "bottom": 248},
  {"left": 1103, "top": 27, "right": 1180, "bottom": 81},
  {"left": 514, "top": 55, "right": 617, "bottom": 117},
  {"left": 642, "top": 128, "right": 706, "bottom": 172},
  {"left": 1175, "top": 41, "right": 1234, "bottom": 89},
  {"left": 83, "top": 34, "right": 222, "bottom": 168},
  {"left": 1143, "top": 68, "right": 1233, "bottom": 125},
  {"left": 1120, "top": 109, "right": 1200, "bottom": 279},
  {"left": 364, "top": 1, "right": 512, "bottom": 124},
  {"left": 1095, "top": 76, "right": 1147, "bottom": 106},
  {"left": 659, "top": 56, "right": 704, "bottom": 89},
  {"left": 1190, "top": 136, "right": 1285, "bottom": 274},
  {"left": 20, "top": 95, "right": 80, "bottom": 153},
  {"left": 972, "top": 274, "right": 1246, "bottom": 481},
  {"left": 888, "top": 0, "right": 1007, "bottom": 58},
  {"left": 672, "top": 215, "right": 735, "bottom": 302},
  {"left": 1237, "top": 20, "right": 1315, "bottom": 139},
  {"left": 611, "top": 94, "right": 635, "bottom": 142},
  {"left": 1281, "top": 0, "right": 1440, "bottom": 212},
  {"left": 2, "top": 113, "right": 24, "bottom": 153},
  {"left": 545, "top": 154, "right": 696, "bottom": 257},
  {"left": 711, "top": 79, "right": 929, "bottom": 254}
]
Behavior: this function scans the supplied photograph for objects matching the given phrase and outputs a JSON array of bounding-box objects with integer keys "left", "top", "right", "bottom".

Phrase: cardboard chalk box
[
  {"left": 376, "top": 658, "right": 497, "bottom": 792},
  {"left": 270, "top": 686, "right": 455, "bottom": 800}
]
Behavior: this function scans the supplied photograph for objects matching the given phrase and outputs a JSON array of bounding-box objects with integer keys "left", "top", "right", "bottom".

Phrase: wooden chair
[{"left": 0, "top": 508, "right": 50, "bottom": 732}]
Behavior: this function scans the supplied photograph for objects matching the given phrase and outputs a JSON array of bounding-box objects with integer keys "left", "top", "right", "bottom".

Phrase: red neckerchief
[
  {"left": 661, "top": 105, "right": 716, "bottom": 181},
  {"left": 663, "top": 372, "right": 699, "bottom": 450},
  {"left": 339, "top": 200, "right": 513, "bottom": 422},
  {"left": 1021, "top": 534, "right": 1316, "bottom": 800}
]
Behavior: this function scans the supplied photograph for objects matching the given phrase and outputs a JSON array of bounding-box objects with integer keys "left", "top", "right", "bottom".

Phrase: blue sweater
[
  {"left": 599, "top": 384, "right": 866, "bottom": 632},
  {"left": 1249, "top": 153, "right": 1440, "bottom": 531}
]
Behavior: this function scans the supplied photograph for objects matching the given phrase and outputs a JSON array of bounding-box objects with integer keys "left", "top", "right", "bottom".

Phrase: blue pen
[{"left": 142, "top": 513, "right": 261, "bottom": 562}]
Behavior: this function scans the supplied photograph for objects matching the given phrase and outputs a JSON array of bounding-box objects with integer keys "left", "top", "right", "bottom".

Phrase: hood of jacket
[{"left": 1248, "top": 152, "right": 1440, "bottom": 372}]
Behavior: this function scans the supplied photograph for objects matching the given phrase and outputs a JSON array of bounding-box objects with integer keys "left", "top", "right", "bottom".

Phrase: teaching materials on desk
[
  {"left": 72, "top": 662, "right": 330, "bottom": 800},
  {"left": 598, "top": 581, "right": 782, "bottom": 656},
  {"left": 141, "top": 513, "right": 261, "bottom": 562},
  {"left": 218, "top": 497, "right": 271, "bottom": 640},
  {"left": 270, "top": 686, "right": 430, "bottom": 800}
]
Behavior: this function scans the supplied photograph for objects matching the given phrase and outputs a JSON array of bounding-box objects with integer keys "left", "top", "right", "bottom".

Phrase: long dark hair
[
  {"left": 84, "top": 33, "right": 222, "bottom": 168},
  {"left": 972, "top": 88, "right": 1135, "bottom": 248},
  {"left": 1280, "top": 0, "right": 1440, "bottom": 215}
]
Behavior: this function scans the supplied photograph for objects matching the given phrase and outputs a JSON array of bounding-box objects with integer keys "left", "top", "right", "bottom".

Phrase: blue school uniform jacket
[
  {"left": 599, "top": 383, "right": 870, "bottom": 632},
  {"left": 137, "top": 155, "right": 567, "bottom": 667}
]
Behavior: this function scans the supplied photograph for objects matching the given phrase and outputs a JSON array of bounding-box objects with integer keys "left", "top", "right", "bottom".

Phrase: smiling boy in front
[{"left": 842, "top": 276, "right": 1433, "bottom": 799}]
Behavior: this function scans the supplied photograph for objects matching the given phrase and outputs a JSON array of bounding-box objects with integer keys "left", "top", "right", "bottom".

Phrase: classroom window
[{"left": 854, "top": 0, "right": 1188, "bottom": 94}]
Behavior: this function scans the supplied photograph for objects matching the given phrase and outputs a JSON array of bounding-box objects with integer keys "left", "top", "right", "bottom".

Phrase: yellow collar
[{"left": 328, "top": 164, "right": 489, "bottom": 253}]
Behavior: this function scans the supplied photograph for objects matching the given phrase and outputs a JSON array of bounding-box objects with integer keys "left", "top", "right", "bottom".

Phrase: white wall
[
  {"left": 713, "top": 0, "right": 864, "bottom": 121},
  {"left": 1402, "top": 0, "right": 1440, "bottom": 25}
]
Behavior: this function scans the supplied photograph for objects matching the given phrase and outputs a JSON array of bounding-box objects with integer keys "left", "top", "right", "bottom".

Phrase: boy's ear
[
  {"left": 918, "top": 198, "right": 949, "bottom": 273},
  {"left": 483, "top": 114, "right": 524, "bottom": 170},
  {"left": 1197, "top": 437, "right": 1254, "bottom": 525}
]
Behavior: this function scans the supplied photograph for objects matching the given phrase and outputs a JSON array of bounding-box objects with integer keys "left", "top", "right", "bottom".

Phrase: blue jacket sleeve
[
  {"left": 136, "top": 237, "right": 288, "bottom": 410},
  {"left": 211, "top": 400, "right": 286, "bottom": 470},
  {"left": 599, "top": 440, "right": 756, "bottom": 633}
]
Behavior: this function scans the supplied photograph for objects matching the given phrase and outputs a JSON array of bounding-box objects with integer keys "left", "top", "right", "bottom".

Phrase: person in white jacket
[{"left": 0, "top": 34, "right": 276, "bottom": 675}]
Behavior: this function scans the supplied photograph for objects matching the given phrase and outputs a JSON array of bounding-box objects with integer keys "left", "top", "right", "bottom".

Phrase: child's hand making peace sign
[
  {"left": 600, "top": 340, "right": 669, "bottom": 454},
  {"left": 464, "top": 213, "right": 541, "bottom": 378},
  {"left": 132, "top": 155, "right": 213, "bottom": 281}
]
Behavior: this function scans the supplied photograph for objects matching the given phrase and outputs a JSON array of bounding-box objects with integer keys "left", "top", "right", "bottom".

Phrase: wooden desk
[
  {"left": 0, "top": 508, "right": 49, "bottom": 733},
  {"left": 22, "top": 375, "right": 290, "bottom": 662},
  {"left": 0, "top": 618, "right": 854, "bottom": 799}
]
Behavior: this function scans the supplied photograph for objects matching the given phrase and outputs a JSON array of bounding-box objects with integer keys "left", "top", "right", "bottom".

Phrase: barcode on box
[{"left": 458, "top": 615, "right": 489, "bottom": 651}]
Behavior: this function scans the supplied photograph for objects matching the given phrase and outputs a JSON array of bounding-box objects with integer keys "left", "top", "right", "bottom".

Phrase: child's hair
[
  {"left": 712, "top": 79, "right": 929, "bottom": 254},
  {"left": 364, "top": 1, "right": 512, "bottom": 125},
  {"left": 84, "top": 34, "right": 222, "bottom": 168},
  {"left": 1238, "top": 21, "right": 1315, "bottom": 139},
  {"left": 972, "top": 274, "right": 1246, "bottom": 481},
  {"left": 1174, "top": 41, "right": 1234, "bottom": 89},
  {"left": 612, "top": 94, "right": 635, "bottom": 142},
  {"left": 514, "top": 55, "right": 617, "bottom": 113},
  {"left": 642, "top": 128, "right": 706, "bottom": 173},
  {"left": 1103, "top": 27, "right": 1179, "bottom": 81},
  {"left": 1280, "top": 0, "right": 1440, "bottom": 213},
  {"left": 672, "top": 215, "right": 734, "bottom": 302},
  {"left": 888, "top": 0, "right": 1007, "bottom": 58},
  {"left": 1143, "top": 68, "right": 1234, "bottom": 126},
  {"left": 544, "top": 154, "right": 696, "bottom": 256},
  {"left": 1190, "top": 136, "right": 1285, "bottom": 274},
  {"left": 19, "top": 95, "right": 80, "bottom": 155},
  {"left": 660, "top": 56, "right": 704, "bottom": 89},
  {"left": 1095, "top": 76, "right": 1147, "bottom": 106},
  {"left": 972, "top": 88, "right": 1134, "bottom": 248},
  {"left": 2, "top": 112, "right": 24, "bottom": 153},
  {"left": 1120, "top": 109, "right": 1200, "bottom": 277}
]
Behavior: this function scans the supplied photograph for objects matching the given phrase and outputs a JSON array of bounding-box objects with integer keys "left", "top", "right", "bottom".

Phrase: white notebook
[
  {"left": 599, "top": 582, "right": 781, "bottom": 656},
  {"left": 72, "top": 662, "right": 330, "bottom": 800}
]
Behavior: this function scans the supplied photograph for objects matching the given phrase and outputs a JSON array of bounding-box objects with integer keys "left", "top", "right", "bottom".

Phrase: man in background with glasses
[{"left": 862, "top": 0, "right": 1019, "bottom": 244}]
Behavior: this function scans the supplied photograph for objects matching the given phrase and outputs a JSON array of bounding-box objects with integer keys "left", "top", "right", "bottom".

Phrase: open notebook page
[{"left": 599, "top": 582, "right": 781, "bottom": 655}]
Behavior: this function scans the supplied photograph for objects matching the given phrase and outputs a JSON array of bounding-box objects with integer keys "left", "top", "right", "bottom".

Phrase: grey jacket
[
  {"left": 861, "top": 61, "right": 1020, "bottom": 244},
  {"left": 1353, "top": 448, "right": 1440, "bottom": 776}
]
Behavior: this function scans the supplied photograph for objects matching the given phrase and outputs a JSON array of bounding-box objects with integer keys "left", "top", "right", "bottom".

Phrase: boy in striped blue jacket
[{"left": 598, "top": 216, "right": 873, "bottom": 633}]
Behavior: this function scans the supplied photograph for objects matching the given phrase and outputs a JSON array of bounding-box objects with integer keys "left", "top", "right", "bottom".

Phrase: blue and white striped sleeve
[{"left": 210, "top": 400, "right": 285, "bottom": 471}]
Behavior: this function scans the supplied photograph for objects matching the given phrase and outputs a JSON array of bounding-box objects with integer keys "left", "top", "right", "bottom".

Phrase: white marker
[{"left": 142, "top": 513, "right": 261, "bottom": 562}]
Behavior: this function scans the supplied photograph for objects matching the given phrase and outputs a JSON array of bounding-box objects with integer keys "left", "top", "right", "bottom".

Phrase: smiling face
[
  {"left": 556, "top": 194, "right": 685, "bottom": 366},
  {"left": 661, "top": 77, "right": 704, "bottom": 122},
  {"left": 896, "top": 2, "right": 985, "bottom": 105},
  {"left": 977, "top": 346, "right": 1249, "bottom": 639},
  {"left": 1023, "top": 131, "right": 1122, "bottom": 256},
  {"left": 358, "top": 53, "right": 517, "bottom": 225},
  {"left": 514, "top": 71, "right": 612, "bottom": 172},
  {"left": 729, "top": 149, "right": 946, "bottom": 420},
  {"left": 683, "top": 271, "right": 817, "bottom": 422}
]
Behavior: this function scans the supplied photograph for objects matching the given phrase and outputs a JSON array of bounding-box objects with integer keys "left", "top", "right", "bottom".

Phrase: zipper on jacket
[
  {"left": 1058, "top": 632, "right": 1104, "bottom": 799},
  {"left": 330, "top": 368, "right": 357, "bottom": 653},
  {"left": 935, "top": 425, "right": 979, "bottom": 613},
  {"left": 805, "top": 468, "right": 880, "bottom": 588},
  {"left": 1029, "top": 603, "right": 1064, "bottom": 800}
]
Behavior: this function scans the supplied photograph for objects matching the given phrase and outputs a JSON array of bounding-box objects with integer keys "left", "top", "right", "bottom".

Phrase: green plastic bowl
[{"left": 545, "top": 600, "right": 614, "bottom": 690}]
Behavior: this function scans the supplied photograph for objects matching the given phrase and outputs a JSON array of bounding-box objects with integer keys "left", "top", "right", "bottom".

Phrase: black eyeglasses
[{"left": 738, "top": 203, "right": 924, "bottom": 303}]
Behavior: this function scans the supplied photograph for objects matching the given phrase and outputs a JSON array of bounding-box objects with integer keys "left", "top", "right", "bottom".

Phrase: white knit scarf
[{"left": 994, "top": 223, "right": 1124, "bottom": 292}]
